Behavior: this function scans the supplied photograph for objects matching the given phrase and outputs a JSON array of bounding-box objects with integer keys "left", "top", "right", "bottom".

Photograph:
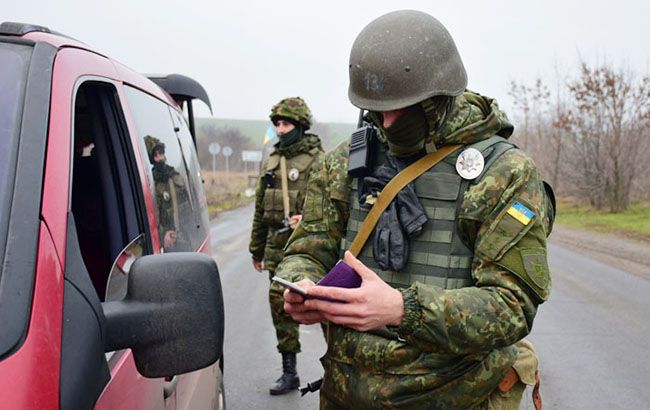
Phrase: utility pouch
[
  {"left": 348, "top": 125, "right": 377, "bottom": 178},
  {"left": 264, "top": 171, "right": 276, "bottom": 188}
]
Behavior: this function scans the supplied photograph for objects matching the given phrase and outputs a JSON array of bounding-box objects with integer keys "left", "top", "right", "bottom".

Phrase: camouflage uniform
[
  {"left": 249, "top": 97, "right": 324, "bottom": 355},
  {"left": 275, "top": 91, "right": 554, "bottom": 409}
]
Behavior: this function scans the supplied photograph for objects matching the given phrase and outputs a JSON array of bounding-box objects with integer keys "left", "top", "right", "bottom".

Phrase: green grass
[{"left": 556, "top": 200, "right": 650, "bottom": 240}]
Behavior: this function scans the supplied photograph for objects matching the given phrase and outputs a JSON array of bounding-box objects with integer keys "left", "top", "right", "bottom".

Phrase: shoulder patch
[
  {"left": 520, "top": 249, "right": 550, "bottom": 290},
  {"left": 507, "top": 201, "right": 535, "bottom": 226},
  {"left": 476, "top": 198, "right": 537, "bottom": 261},
  {"left": 497, "top": 246, "right": 551, "bottom": 302}
]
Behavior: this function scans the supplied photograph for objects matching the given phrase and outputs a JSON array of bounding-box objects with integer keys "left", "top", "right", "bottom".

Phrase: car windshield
[{"left": 0, "top": 42, "right": 31, "bottom": 278}]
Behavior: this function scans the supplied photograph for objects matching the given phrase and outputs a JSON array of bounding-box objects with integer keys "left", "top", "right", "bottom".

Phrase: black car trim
[
  {"left": 100, "top": 84, "right": 153, "bottom": 254},
  {"left": 0, "top": 41, "right": 56, "bottom": 360},
  {"left": 0, "top": 22, "right": 51, "bottom": 36},
  {"left": 146, "top": 73, "right": 212, "bottom": 111},
  {"left": 0, "top": 35, "right": 36, "bottom": 46},
  {"left": 60, "top": 214, "right": 110, "bottom": 409}
]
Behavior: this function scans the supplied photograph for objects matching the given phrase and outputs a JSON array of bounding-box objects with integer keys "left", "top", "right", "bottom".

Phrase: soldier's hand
[
  {"left": 288, "top": 214, "right": 302, "bottom": 230},
  {"left": 283, "top": 279, "right": 326, "bottom": 324},
  {"left": 252, "top": 259, "right": 264, "bottom": 272},
  {"left": 304, "top": 251, "right": 404, "bottom": 332}
]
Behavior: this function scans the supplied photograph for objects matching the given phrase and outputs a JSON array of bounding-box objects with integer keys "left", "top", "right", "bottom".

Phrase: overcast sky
[{"left": 5, "top": 0, "right": 650, "bottom": 123}]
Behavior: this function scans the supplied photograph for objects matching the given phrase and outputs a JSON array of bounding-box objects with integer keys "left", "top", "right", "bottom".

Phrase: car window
[
  {"left": 170, "top": 110, "right": 210, "bottom": 249},
  {"left": 71, "top": 81, "right": 145, "bottom": 300},
  {"left": 124, "top": 86, "right": 196, "bottom": 253}
]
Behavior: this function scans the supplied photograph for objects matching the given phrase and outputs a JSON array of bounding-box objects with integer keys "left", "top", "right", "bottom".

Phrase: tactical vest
[
  {"left": 261, "top": 146, "right": 321, "bottom": 227},
  {"left": 340, "top": 136, "right": 514, "bottom": 290}
]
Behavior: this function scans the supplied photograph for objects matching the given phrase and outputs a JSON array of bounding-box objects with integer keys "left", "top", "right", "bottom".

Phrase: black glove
[{"left": 359, "top": 155, "right": 427, "bottom": 271}]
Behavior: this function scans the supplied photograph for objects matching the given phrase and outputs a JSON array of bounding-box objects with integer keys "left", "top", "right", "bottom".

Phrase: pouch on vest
[{"left": 262, "top": 188, "right": 299, "bottom": 226}]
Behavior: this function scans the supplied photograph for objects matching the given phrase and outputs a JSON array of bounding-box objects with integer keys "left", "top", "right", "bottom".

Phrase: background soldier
[
  {"left": 249, "top": 97, "right": 324, "bottom": 395},
  {"left": 144, "top": 135, "right": 191, "bottom": 252},
  {"left": 278, "top": 10, "right": 555, "bottom": 409}
]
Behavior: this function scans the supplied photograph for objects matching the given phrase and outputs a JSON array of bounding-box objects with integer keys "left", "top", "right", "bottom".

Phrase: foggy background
[{"left": 5, "top": 0, "right": 650, "bottom": 122}]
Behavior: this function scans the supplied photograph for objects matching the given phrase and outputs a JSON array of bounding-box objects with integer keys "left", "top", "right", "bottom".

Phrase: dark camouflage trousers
[
  {"left": 268, "top": 267, "right": 300, "bottom": 353},
  {"left": 265, "top": 233, "right": 300, "bottom": 353}
]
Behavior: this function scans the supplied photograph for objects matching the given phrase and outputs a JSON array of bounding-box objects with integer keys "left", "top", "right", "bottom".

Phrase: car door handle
[{"left": 163, "top": 375, "right": 179, "bottom": 399}]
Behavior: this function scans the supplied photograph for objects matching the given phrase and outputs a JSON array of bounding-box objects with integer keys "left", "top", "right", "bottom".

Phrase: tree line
[{"left": 508, "top": 61, "right": 650, "bottom": 212}]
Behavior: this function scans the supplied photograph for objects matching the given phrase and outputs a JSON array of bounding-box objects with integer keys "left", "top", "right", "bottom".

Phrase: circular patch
[
  {"left": 288, "top": 168, "right": 300, "bottom": 181},
  {"left": 163, "top": 191, "right": 171, "bottom": 201},
  {"left": 455, "top": 148, "right": 484, "bottom": 180}
]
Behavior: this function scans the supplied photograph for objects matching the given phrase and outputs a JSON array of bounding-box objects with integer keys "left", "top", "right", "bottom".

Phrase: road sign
[
  {"left": 208, "top": 142, "right": 221, "bottom": 155},
  {"left": 242, "top": 150, "right": 263, "bottom": 162},
  {"left": 222, "top": 146, "right": 233, "bottom": 157}
]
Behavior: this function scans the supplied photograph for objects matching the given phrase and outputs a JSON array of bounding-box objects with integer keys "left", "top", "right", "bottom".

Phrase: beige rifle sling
[{"left": 279, "top": 156, "right": 290, "bottom": 220}]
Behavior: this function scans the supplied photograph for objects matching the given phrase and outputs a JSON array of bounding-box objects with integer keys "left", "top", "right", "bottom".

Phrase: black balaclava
[
  {"left": 276, "top": 118, "right": 304, "bottom": 147},
  {"left": 381, "top": 107, "right": 428, "bottom": 157}
]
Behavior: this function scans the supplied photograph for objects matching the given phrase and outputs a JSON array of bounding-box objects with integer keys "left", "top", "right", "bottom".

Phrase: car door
[{"left": 120, "top": 85, "right": 221, "bottom": 409}]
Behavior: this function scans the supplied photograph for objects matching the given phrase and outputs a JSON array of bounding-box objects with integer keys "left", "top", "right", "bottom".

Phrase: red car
[{"left": 0, "top": 22, "right": 225, "bottom": 409}]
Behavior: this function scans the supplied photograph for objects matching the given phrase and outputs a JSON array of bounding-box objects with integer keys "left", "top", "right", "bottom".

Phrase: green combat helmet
[
  {"left": 144, "top": 135, "right": 165, "bottom": 164},
  {"left": 348, "top": 10, "right": 468, "bottom": 111},
  {"left": 270, "top": 97, "right": 312, "bottom": 130}
]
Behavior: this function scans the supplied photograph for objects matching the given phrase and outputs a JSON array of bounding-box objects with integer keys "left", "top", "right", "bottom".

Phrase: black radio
[{"left": 347, "top": 110, "right": 377, "bottom": 178}]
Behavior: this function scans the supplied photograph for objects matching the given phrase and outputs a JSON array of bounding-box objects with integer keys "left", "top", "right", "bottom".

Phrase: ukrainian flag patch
[{"left": 507, "top": 201, "right": 535, "bottom": 225}]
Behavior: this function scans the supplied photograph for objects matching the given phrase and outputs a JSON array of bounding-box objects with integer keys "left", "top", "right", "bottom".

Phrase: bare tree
[
  {"left": 566, "top": 62, "right": 650, "bottom": 211},
  {"left": 508, "top": 81, "right": 532, "bottom": 150}
]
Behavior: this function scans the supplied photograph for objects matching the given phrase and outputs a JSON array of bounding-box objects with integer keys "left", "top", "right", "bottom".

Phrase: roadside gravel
[{"left": 549, "top": 224, "right": 650, "bottom": 278}]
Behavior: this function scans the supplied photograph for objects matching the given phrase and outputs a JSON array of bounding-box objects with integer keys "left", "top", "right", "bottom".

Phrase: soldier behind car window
[
  {"left": 144, "top": 135, "right": 191, "bottom": 252},
  {"left": 278, "top": 10, "right": 555, "bottom": 410},
  {"left": 248, "top": 97, "right": 324, "bottom": 395}
]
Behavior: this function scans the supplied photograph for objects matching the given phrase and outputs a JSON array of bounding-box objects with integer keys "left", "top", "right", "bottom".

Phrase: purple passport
[{"left": 317, "top": 260, "right": 362, "bottom": 289}]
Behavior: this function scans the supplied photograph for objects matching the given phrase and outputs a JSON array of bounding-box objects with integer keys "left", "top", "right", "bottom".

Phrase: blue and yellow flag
[
  {"left": 263, "top": 123, "right": 277, "bottom": 145},
  {"left": 507, "top": 201, "right": 535, "bottom": 225}
]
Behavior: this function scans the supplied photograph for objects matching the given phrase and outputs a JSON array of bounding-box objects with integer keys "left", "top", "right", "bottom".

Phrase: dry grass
[{"left": 203, "top": 171, "right": 257, "bottom": 218}]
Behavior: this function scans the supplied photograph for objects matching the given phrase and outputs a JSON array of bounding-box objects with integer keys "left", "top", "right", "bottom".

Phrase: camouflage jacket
[
  {"left": 275, "top": 92, "right": 553, "bottom": 408},
  {"left": 249, "top": 134, "right": 324, "bottom": 270}
]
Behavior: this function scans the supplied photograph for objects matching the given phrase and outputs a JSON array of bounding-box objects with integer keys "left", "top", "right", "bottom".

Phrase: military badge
[
  {"left": 288, "top": 168, "right": 300, "bottom": 181},
  {"left": 455, "top": 148, "right": 484, "bottom": 180},
  {"left": 163, "top": 191, "right": 171, "bottom": 201}
]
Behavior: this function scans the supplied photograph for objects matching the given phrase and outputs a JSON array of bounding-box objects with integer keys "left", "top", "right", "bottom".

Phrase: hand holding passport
[
  {"left": 273, "top": 260, "right": 361, "bottom": 302},
  {"left": 280, "top": 251, "right": 405, "bottom": 330}
]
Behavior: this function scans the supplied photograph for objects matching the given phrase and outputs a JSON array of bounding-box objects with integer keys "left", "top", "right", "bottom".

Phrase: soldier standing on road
[
  {"left": 249, "top": 97, "right": 324, "bottom": 395},
  {"left": 277, "top": 10, "right": 555, "bottom": 409}
]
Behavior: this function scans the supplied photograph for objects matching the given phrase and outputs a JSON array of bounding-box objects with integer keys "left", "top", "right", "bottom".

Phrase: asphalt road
[{"left": 212, "top": 203, "right": 650, "bottom": 410}]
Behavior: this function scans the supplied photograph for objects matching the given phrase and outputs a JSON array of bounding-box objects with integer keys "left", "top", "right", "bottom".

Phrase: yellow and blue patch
[{"left": 507, "top": 201, "right": 535, "bottom": 225}]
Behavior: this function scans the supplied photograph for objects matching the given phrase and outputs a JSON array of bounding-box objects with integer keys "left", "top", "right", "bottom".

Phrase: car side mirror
[{"left": 102, "top": 252, "right": 224, "bottom": 378}]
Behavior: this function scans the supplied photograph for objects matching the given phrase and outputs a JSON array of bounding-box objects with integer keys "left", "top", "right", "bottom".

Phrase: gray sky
[{"left": 6, "top": 0, "right": 650, "bottom": 122}]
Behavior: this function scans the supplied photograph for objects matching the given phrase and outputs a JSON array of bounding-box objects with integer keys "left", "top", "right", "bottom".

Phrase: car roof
[{"left": 0, "top": 22, "right": 179, "bottom": 109}]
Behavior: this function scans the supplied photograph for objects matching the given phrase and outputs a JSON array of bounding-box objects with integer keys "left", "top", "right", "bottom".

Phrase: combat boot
[{"left": 269, "top": 352, "right": 299, "bottom": 395}]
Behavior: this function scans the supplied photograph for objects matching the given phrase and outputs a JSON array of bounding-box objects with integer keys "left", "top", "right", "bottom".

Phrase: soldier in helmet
[
  {"left": 249, "top": 97, "right": 324, "bottom": 395},
  {"left": 144, "top": 135, "right": 191, "bottom": 252},
  {"left": 278, "top": 10, "right": 555, "bottom": 409}
]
